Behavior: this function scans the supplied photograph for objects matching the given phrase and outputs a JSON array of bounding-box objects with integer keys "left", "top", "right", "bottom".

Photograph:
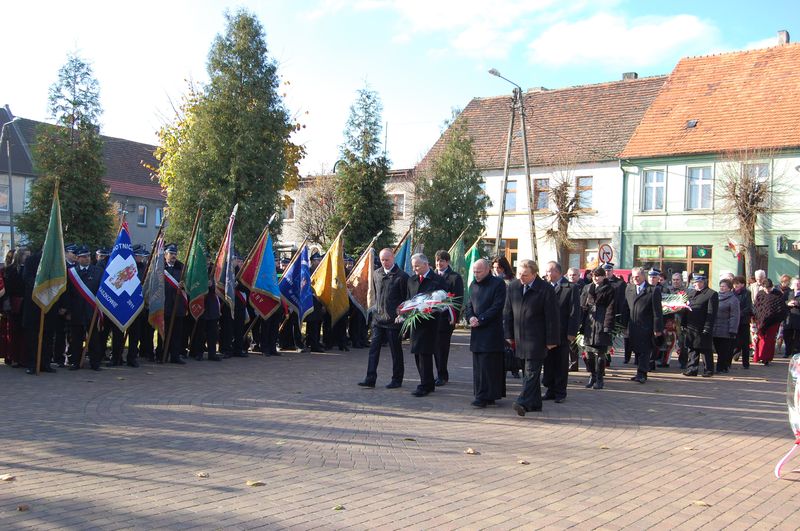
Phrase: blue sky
[{"left": 4, "top": 1, "right": 798, "bottom": 175}]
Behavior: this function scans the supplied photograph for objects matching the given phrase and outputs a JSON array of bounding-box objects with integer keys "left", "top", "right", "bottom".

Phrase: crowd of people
[{"left": 2, "top": 241, "right": 799, "bottom": 419}]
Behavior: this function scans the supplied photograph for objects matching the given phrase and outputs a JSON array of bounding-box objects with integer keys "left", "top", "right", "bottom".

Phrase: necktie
[
  {"left": 523, "top": 283, "right": 529, "bottom": 295},
  {"left": 419, "top": 275, "right": 424, "bottom": 283}
]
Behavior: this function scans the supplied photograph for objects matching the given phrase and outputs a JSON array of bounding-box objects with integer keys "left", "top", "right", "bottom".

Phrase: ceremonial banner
[
  {"left": 95, "top": 222, "right": 144, "bottom": 331},
  {"left": 239, "top": 228, "right": 281, "bottom": 319},
  {"left": 395, "top": 234, "right": 413, "bottom": 275},
  {"left": 33, "top": 187, "right": 67, "bottom": 312},
  {"left": 184, "top": 219, "right": 208, "bottom": 320},
  {"left": 279, "top": 245, "right": 313, "bottom": 326},
  {"left": 448, "top": 234, "right": 467, "bottom": 279},
  {"left": 311, "top": 231, "right": 349, "bottom": 325},
  {"left": 347, "top": 247, "right": 374, "bottom": 319},
  {"left": 214, "top": 204, "right": 238, "bottom": 315},
  {"left": 464, "top": 240, "right": 481, "bottom": 303},
  {"left": 143, "top": 236, "right": 166, "bottom": 338}
]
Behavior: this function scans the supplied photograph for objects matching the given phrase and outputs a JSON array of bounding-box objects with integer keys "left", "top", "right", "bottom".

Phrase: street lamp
[
  {"left": 488, "top": 68, "right": 538, "bottom": 265},
  {"left": 0, "top": 117, "right": 20, "bottom": 250}
]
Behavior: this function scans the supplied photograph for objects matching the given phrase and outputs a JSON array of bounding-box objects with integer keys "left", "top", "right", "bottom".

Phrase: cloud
[
  {"left": 743, "top": 36, "right": 779, "bottom": 51},
  {"left": 528, "top": 13, "right": 720, "bottom": 68}
]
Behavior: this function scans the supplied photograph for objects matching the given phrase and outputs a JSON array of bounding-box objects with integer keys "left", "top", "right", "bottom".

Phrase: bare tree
[
  {"left": 296, "top": 174, "right": 337, "bottom": 248},
  {"left": 541, "top": 154, "right": 586, "bottom": 266},
  {"left": 716, "top": 148, "right": 784, "bottom": 279}
]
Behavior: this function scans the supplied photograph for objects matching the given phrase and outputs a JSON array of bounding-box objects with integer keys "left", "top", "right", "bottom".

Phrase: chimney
[
  {"left": 622, "top": 72, "right": 638, "bottom": 81},
  {"left": 527, "top": 86, "right": 548, "bottom": 93},
  {"left": 778, "top": 30, "right": 790, "bottom": 45}
]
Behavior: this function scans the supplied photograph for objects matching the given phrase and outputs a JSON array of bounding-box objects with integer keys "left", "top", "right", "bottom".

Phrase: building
[
  {"left": 619, "top": 32, "right": 800, "bottom": 281},
  {"left": 0, "top": 105, "right": 165, "bottom": 250},
  {"left": 417, "top": 74, "right": 666, "bottom": 269}
]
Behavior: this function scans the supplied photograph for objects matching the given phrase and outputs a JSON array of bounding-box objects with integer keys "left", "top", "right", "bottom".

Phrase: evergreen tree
[
  {"left": 414, "top": 117, "right": 488, "bottom": 255},
  {"left": 18, "top": 53, "right": 114, "bottom": 250},
  {"left": 329, "top": 86, "right": 394, "bottom": 254},
  {"left": 156, "top": 9, "right": 303, "bottom": 254}
]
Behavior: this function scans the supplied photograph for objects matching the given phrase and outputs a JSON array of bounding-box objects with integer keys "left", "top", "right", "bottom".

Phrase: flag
[
  {"left": 214, "top": 204, "right": 238, "bottom": 315},
  {"left": 448, "top": 234, "right": 467, "bottom": 279},
  {"left": 184, "top": 219, "right": 208, "bottom": 320},
  {"left": 464, "top": 240, "right": 481, "bottom": 302},
  {"left": 239, "top": 228, "right": 281, "bottom": 319},
  {"left": 96, "top": 221, "right": 144, "bottom": 331},
  {"left": 311, "top": 231, "right": 350, "bottom": 325},
  {"left": 347, "top": 247, "right": 375, "bottom": 319},
  {"left": 32, "top": 186, "right": 67, "bottom": 312},
  {"left": 143, "top": 236, "right": 166, "bottom": 339},
  {"left": 279, "top": 245, "right": 313, "bottom": 326},
  {"left": 395, "top": 233, "right": 413, "bottom": 274}
]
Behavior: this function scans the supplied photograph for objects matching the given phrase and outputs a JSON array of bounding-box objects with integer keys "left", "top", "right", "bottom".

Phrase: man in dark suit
[
  {"left": 623, "top": 267, "right": 664, "bottom": 383},
  {"left": 433, "top": 249, "right": 464, "bottom": 386},
  {"left": 504, "top": 259, "right": 559, "bottom": 416},
  {"left": 66, "top": 246, "right": 104, "bottom": 370},
  {"left": 407, "top": 253, "right": 445, "bottom": 397},
  {"left": 465, "top": 258, "right": 507, "bottom": 408},
  {"left": 163, "top": 243, "right": 186, "bottom": 364},
  {"left": 358, "top": 248, "right": 409, "bottom": 388},
  {"left": 784, "top": 278, "right": 800, "bottom": 358},
  {"left": 682, "top": 274, "right": 719, "bottom": 377},
  {"left": 542, "top": 261, "right": 580, "bottom": 402}
]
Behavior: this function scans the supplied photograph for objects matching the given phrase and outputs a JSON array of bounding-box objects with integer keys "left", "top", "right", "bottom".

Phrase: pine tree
[
  {"left": 414, "top": 117, "right": 488, "bottom": 255},
  {"left": 156, "top": 9, "right": 303, "bottom": 254},
  {"left": 329, "top": 86, "right": 394, "bottom": 254},
  {"left": 17, "top": 53, "right": 114, "bottom": 250}
]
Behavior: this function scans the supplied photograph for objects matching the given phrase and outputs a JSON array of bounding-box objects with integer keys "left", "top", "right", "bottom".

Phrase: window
[
  {"left": 743, "top": 162, "right": 769, "bottom": 181},
  {"left": 390, "top": 193, "right": 405, "bottom": 220},
  {"left": 642, "top": 169, "right": 665, "bottom": 211},
  {"left": 504, "top": 181, "right": 517, "bottom": 212},
  {"left": 155, "top": 207, "right": 163, "bottom": 227},
  {"left": 687, "top": 166, "right": 713, "bottom": 210},
  {"left": 576, "top": 176, "right": 593, "bottom": 209},
  {"left": 533, "top": 178, "right": 549, "bottom": 210},
  {"left": 282, "top": 196, "right": 295, "bottom": 221},
  {"left": 136, "top": 205, "right": 147, "bottom": 226}
]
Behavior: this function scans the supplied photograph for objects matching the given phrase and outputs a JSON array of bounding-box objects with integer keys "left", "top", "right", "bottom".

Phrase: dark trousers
[
  {"left": 517, "top": 357, "right": 544, "bottom": 411},
  {"left": 261, "top": 311, "right": 282, "bottom": 355},
  {"left": 168, "top": 317, "right": 185, "bottom": 362},
  {"left": 414, "top": 351, "right": 435, "bottom": 392},
  {"left": 472, "top": 351, "right": 505, "bottom": 401},
  {"left": 623, "top": 337, "right": 632, "bottom": 363},
  {"left": 26, "top": 313, "right": 56, "bottom": 371},
  {"left": 635, "top": 345, "right": 654, "bottom": 377},
  {"left": 192, "top": 318, "right": 219, "bottom": 359},
  {"left": 127, "top": 313, "right": 143, "bottom": 364},
  {"left": 687, "top": 348, "right": 713, "bottom": 373},
  {"left": 68, "top": 323, "right": 103, "bottom": 368},
  {"left": 102, "top": 322, "right": 125, "bottom": 363},
  {"left": 434, "top": 325, "right": 455, "bottom": 381},
  {"left": 365, "top": 326, "right": 403, "bottom": 384},
  {"left": 53, "top": 315, "right": 68, "bottom": 365},
  {"left": 219, "top": 310, "right": 233, "bottom": 354},
  {"left": 305, "top": 314, "right": 324, "bottom": 349},
  {"left": 568, "top": 342, "right": 580, "bottom": 370},
  {"left": 543, "top": 343, "right": 569, "bottom": 399},
  {"left": 678, "top": 334, "right": 689, "bottom": 368},
  {"left": 784, "top": 328, "right": 800, "bottom": 357},
  {"left": 714, "top": 336, "right": 735, "bottom": 371}
]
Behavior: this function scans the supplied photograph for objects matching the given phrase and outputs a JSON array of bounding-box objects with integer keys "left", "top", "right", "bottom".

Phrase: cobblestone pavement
[{"left": 1, "top": 331, "right": 798, "bottom": 530}]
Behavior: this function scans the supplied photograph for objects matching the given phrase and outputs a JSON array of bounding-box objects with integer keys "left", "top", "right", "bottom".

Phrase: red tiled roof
[
  {"left": 417, "top": 76, "right": 667, "bottom": 174},
  {"left": 621, "top": 43, "right": 800, "bottom": 159}
]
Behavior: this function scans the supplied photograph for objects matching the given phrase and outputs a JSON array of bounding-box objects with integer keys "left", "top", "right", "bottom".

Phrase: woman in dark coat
[
  {"left": 753, "top": 279, "right": 787, "bottom": 365},
  {"left": 464, "top": 259, "right": 507, "bottom": 407},
  {"left": 580, "top": 267, "right": 615, "bottom": 389},
  {"left": 732, "top": 276, "right": 753, "bottom": 368},
  {"left": 491, "top": 255, "right": 519, "bottom": 378},
  {"left": 713, "top": 278, "right": 740, "bottom": 373}
]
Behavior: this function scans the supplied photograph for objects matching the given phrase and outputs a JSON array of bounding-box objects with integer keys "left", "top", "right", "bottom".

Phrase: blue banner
[
  {"left": 395, "top": 236, "right": 413, "bottom": 274},
  {"left": 278, "top": 245, "right": 313, "bottom": 326},
  {"left": 96, "top": 222, "right": 144, "bottom": 331}
]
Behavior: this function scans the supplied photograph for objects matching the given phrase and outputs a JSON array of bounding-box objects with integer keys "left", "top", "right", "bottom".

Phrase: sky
[{"left": 4, "top": 1, "right": 799, "bottom": 175}]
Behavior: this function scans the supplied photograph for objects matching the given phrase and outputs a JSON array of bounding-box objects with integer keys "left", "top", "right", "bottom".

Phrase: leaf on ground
[
  {"left": 17, "top": 504, "right": 29, "bottom": 512},
  {"left": 517, "top": 460, "right": 530, "bottom": 465},
  {"left": 333, "top": 504, "right": 345, "bottom": 511},
  {"left": 599, "top": 445, "right": 610, "bottom": 450},
  {"left": 116, "top": 377, "right": 126, "bottom": 380},
  {"left": 275, "top": 441, "right": 285, "bottom": 446},
  {"left": 647, "top": 409, "right": 657, "bottom": 413},
  {"left": 146, "top": 371, "right": 155, "bottom": 375},
  {"left": 683, "top": 447, "right": 697, "bottom": 451},
  {"left": 246, "top": 480, "right": 265, "bottom": 487},
  {"left": 0, "top": 474, "right": 15, "bottom": 481},
  {"left": 403, "top": 438, "right": 416, "bottom": 442},
  {"left": 196, "top": 472, "right": 209, "bottom": 478},
  {"left": 464, "top": 447, "right": 480, "bottom": 455},
  {"left": 692, "top": 500, "right": 711, "bottom": 507}
]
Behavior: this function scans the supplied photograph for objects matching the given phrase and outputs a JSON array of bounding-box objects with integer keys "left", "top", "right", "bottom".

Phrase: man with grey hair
[
  {"left": 504, "top": 259, "right": 559, "bottom": 415},
  {"left": 750, "top": 269, "right": 767, "bottom": 303},
  {"left": 542, "top": 261, "right": 580, "bottom": 402},
  {"left": 623, "top": 266, "right": 664, "bottom": 383},
  {"left": 407, "top": 253, "right": 445, "bottom": 397}
]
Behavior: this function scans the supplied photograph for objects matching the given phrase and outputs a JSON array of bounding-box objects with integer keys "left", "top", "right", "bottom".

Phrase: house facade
[{"left": 619, "top": 34, "right": 800, "bottom": 281}]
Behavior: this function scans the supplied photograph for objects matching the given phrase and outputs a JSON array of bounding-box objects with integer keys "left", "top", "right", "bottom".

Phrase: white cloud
[
  {"left": 528, "top": 13, "right": 720, "bottom": 68},
  {"left": 743, "top": 36, "right": 779, "bottom": 50}
]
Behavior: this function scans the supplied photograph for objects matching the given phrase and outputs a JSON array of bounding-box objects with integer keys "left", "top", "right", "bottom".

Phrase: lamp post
[
  {"left": 488, "top": 68, "right": 538, "bottom": 265},
  {"left": 0, "top": 117, "right": 20, "bottom": 250}
]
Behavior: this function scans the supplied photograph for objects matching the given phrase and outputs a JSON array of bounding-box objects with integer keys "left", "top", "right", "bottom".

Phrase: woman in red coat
[{"left": 753, "top": 279, "right": 788, "bottom": 365}]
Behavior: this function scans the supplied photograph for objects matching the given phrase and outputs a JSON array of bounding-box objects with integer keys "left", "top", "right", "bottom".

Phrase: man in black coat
[
  {"left": 542, "top": 261, "right": 581, "bottom": 402},
  {"left": 784, "top": 278, "right": 800, "bottom": 358},
  {"left": 358, "top": 248, "right": 409, "bottom": 388},
  {"left": 163, "top": 243, "right": 186, "bottom": 364},
  {"left": 565, "top": 267, "right": 584, "bottom": 371},
  {"left": 66, "top": 246, "right": 104, "bottom": 370},
  {"left": 504, "top": 259, "right": 559, "bottom": 416},
  {"left": 465, "top": 258, "right": 506, "bottom": 407},
  {"left": 682, "top": 274, "right": 719, "bottom": 377},
  {"left": 433, "top": 249, "right": 464, "bottom": 386},
  {"left": 22, "top": 252, "right": 59, "bottom": 374},
  {"left": 407, "top": 253, "right": 446, "bottom": 397},
  {"left": 623, "top": 267, "right": 664, "bottom": 383}
]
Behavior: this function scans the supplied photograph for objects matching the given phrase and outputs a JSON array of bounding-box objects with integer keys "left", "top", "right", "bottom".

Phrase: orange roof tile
[{"left": 621, "top": 43, "right": 800, "bottom": 159}]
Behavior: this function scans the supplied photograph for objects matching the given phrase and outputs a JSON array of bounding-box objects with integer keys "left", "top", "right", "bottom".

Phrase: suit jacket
[
  {"left": 67, "top": 264, "right": 103, "bottom": 326},
  {"left": 464, "top": 274, "right": 506, "bottom": 352},
  {"left": 503, "top": 276, "right": 559, "bottom": 360},
  {"left": 164, "top": 260, "right": 186, "bottom": 317},
  {"left": 624, "top": 282, "right": 664, "bottom": 353},
  {"left": 551, "top": 277, "right": 581, "bottom": 345},
  {"left": 786, "top": 290, "right": 800, "bottom": 331},
  {"left": 436, "top": 266, "right": 464, "bottom": 331},
  {"left": 682, "top": 287, "right": 718, "bottom": 349},
  {"left": 407, "top": 270, "right": 444, "bottom": 354},
  {"left": 372, "top": 264, "right": 409, "bottom": 329}
]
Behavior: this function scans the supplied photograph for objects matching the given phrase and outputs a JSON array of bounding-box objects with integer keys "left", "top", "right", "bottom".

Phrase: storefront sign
[
  {"left": 637, "top": 246, "right": 660, "bottom": 259},
  {"left": 663, "top": 247, "right": 687, "bottom": 259}
]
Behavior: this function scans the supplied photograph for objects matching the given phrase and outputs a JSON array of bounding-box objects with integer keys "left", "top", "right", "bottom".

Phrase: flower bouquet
[
  {"left": 396, "top": 289, "right": 461, "bottom": 335},
  {"left": 662, "top": 291, "right": 691, "bottom": 315}
]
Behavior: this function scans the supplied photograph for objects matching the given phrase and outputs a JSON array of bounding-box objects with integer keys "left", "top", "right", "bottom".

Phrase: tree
[
  {"left": 541, "top": 155, "right": 585, "bottom": 267},
  {"left": 296, "top": 173, "right": 337, "bottom": 248},
  {"left": 155, "top": 9, "right": 303, "bottom": 254},
  {"left": 716, "top": 148, "right": 783, "bottom": 279},
  {"left": 414, "top": 116, "right": 488, "bottom": 255},
  {"left": 328, "top": 86, "right": 394, "bottom": 254},
  {"left": 18, "top": 53, "right": 115, "bottom": 250}
]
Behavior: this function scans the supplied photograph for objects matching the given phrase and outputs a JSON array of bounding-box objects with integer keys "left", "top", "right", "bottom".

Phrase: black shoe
[
  {"left": 69, "top": 364, "right": 80, "bottom": 371},
  {"left": 542, "top": 394, "right": 556, "bottom": 401},
  {"left": 657, "top": 363, "right": 670, "bottom": 368},
  {"left": 234, "top": 352, "right": 249, "bottom": 358},
  {"left": 411, "top": 389, "right": 430, "bottom": 397},
  {"left": 126, "top": 359, "right": 140, "bottom": 368},
  {"left": 702, "top": 371, "right": 713, "bottom": 377},
  {"left": 512, "top": 403, "right": 526, "bottom": 416},
  {"left": 511, "top": 371, "right": 520, "bottom": 378},
  {"left": 683, "top": 370, "right": 698, "bottom": 377},
  {"left": 434, "top": 378, "right": 448, "bottom": 387},
  {"left": 208, "top": 355, "right": 221, "bottom": 361},
  {"left": 585, "top": 376, "right": 596, "bottom": 388},
  {"left": 385, "top": 381, "right": 402, "bottom": 389},
  {"left": 568, "top": 363, "right": 578, "bottom": 372},
  {"left": 91, "top": 365, "right": 102, "bottom": 371},
  {"left": 310, "top": 345, "right": 326, "bottom": 353},
  {"left": 554, "top": 397, "right": 565, "bottom": 404},
  {"left": 41, "top": 366, "right": 57, "bottom": 373},
  {"left": 357, "top": 380, "right": 376, "bottom": 388},
  {"left": 25, "top": 368, "right": 36, "bottom": 375},
  {"left": 630, "top": 375, "right": 646, "bottom": 383},
  {"left": 170, "top": 358, "right": 186, "bottom": 365},
  {"left": 623, "top": 359, "right": 629, "bottom": 364},
  {"left": 487, "top": 400, "right": 496, "bottom": 406},
  {"left": 194, "top": 355, "right": 204, "bottom": 361},
  {"left": 271, "top": 351, "right": 282, "bottom": 357},
  {"left": 471, "top": 400, "right": 487, "bottom": 408}
]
